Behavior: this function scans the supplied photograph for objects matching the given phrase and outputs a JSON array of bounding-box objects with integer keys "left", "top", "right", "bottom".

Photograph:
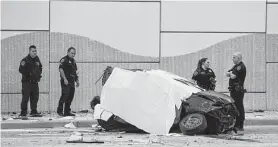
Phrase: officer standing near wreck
[
  {"left": 19, "top": 45, "right": 42, "bottom": 117},
  {"left": 226, "top": 52, "right": 246, "bottom": 131},
  {"left": 57, "top": 47, "right": 80, "bottom": 116},
  {"left": 192, "top": 58, "right": 216, "bottom": 90}
]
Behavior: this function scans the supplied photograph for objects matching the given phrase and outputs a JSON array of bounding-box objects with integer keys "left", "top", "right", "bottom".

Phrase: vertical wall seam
[
  {"left": 48, "top": 0, "right": 51, "bottom": 112},
  {"left": 159, "top": 1, "right": 162, "bottom": 69},
  {"left": 265, "top": 2, "right": 268, "bottom": 110}
]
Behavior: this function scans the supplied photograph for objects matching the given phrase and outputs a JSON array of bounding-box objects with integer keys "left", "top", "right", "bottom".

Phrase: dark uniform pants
[
  {"left": 21, "top": 82, "right": 39, "bottom": 114},
  {"left": 57, "top": 80, "right": 75, "bottom": 115},
  {"left": 230, "top": 91, "right": 245, "bottom": 128}
]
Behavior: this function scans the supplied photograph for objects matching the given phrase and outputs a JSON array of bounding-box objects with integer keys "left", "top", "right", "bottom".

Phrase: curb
[
  {"left": 1, "top": 119, "right": 97, "bottom": 129},
  {"left": 245, "top": 118, "right": 278, "bottom": 126},
  {"left": 2, "top": 118, "right": 278, "bottom": 129}
]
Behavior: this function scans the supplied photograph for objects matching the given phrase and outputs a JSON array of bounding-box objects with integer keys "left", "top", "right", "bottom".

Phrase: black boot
[
  {"left": 64, "top": 113, "right": 75, "bottom": 116},
  {"left": 30, "top": 110, "right": 42, "bottom": 117}
]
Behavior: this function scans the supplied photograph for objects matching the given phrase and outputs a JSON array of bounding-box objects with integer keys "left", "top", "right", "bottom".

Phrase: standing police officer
[
  {"left": 226, "top": 52, "right": 246, "bottom": 131},
  {"left": 192, "top": 58, "right": 216, "bottom": 90},
  {"left": 57, "top": 47, "right": 80, "bottom": 116},
  {"left": 19, "top": 45, "right": 42, "bottom": 117}
]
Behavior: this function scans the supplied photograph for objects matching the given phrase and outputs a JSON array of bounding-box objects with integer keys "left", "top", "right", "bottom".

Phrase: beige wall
[{"left": 1, "top": 0, "right": 278, "bottom": 112}]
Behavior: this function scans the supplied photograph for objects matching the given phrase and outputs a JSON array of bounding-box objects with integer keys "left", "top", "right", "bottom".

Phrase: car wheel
[{"left": 179, "top": 113, "right": 207, "bottom": 135}]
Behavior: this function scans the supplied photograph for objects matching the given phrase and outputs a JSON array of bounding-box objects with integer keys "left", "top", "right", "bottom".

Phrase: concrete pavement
[
  {"left": 2, "top": 126, "right": 278, "bottom": 147},
  {"left": 1, "top": 111, "right": 278, "bottom": 129}
]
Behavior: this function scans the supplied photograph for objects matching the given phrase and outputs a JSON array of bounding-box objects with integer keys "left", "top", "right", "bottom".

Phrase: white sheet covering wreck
[{"left": 96, "top": 68, "right": 202, "bottom": 135}]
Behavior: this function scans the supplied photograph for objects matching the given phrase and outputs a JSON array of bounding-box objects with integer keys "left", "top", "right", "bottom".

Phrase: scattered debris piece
[
  {"left": 79, "top": 110, "right": 89, "bottom": 113},
  {"left": 67, "top": 139, "right": 105, "bottom": 144},
  {"left": 92, "top": 124, "right": 100, "bottom": 128},
  {"left": 117, "top": 136, "right": 123, "bottom": 138},
  {"left": 149, "top": 134, "right": 162, "bottom": 144},
  {"left": 64, "top": 122, "right": 77, "bottom": 129},
  {"left": 166, "top": 133, "right": 183, "bottom": 137},
  {"left": 67, "top": 132, "right": 83, "bottom": 142},
  {"left": 72, "top": 131, "right": 83, "bottom": 136},
  {"left": 119, "top": 131, "right": 126, "bottom": 134},
  {"left": 254, "top": 110, "right": 264, "bottom": 113},
  {"left": 66, "top": 132, "right": 104, "bottom": 144}
]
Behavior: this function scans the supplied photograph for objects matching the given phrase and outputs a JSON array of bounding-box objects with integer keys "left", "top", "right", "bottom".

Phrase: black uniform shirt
[
  {"left": 192, "top": 67, "right": 216, "bottom": 89},
  {"left": 19, "top": 55, "right": 42, "bottom": 82},
  {"left": 228, "top": 61, "right": 246, "bottom": 87},
  {"left": 59, "top": 55, "right": 78, "bottom": 82}
]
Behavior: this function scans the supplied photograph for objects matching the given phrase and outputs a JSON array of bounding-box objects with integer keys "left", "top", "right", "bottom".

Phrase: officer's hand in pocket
[{"left": 64, "top": 79, "right": 69, "bottom": 85}]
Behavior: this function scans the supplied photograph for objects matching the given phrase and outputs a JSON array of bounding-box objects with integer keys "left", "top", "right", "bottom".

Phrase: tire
[{"left": 179, "top": 113, "right": 207, "bottom": 135}]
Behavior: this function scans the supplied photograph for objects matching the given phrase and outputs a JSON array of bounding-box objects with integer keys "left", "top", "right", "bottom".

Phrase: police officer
[
  {"left": 226, "top": 52, "right": 246, "bottom": 131},
  {"left": 19, "top": 45, "right": 42, "bottom": 117},
  {"left": 57, "top": 47, "right": 80, "bottom": 116},
  {"left": 192, "top": 58, "right": 216, "bottom": 90}
]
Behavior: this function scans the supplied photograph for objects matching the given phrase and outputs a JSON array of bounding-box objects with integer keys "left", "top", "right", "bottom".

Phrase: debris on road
[
  {"left": 79, "top": 110, "right": 89, "bottom": 113},
  {"left": 66, "top": 132, "right": 83, "bottom": 142},
  {"left": 166, "top": 133, "right": 183, "bottom": 137},
  {"left": 64, "top": 122, "right": 77, "bottom": 129},
  {"left": 66, "top": 131, "right": 104, "bottom": 144}
]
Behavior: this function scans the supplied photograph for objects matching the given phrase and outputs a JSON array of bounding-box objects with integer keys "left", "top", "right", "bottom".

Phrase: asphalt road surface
[{"left": 1, "top": 125, "right": 278, "bottom": 147}]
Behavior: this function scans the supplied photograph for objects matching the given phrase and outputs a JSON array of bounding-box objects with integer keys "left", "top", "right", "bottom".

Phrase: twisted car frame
[{"left": 91, "top": 66, "right": 238, "bottom": 135}]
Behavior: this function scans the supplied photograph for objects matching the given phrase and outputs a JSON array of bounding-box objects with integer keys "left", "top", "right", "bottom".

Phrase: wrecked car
[{"left": 91, "top": 66, "right": 238, "bottom": 135}]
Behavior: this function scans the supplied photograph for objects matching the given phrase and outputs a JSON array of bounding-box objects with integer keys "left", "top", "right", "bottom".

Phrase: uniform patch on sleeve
[
  {"left": 20, "top": 61, "right": 25, "bottom": 66},
  {"left": 237, "top": 66, "right": 241, "bottom": 71},
  {"left": 36, "top": 62, "right": 40, "bottom": 66},
  {"left": 193, "top": 71, "right": 198, "bottom": 76},
  {"left": 60, "top": 59, "right": 64, "bottom": 65}
]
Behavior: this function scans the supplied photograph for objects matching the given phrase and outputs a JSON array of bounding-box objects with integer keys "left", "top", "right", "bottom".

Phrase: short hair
[
  {"left": 233, "top": 52, "right": 243, "bottom": 61},
  {"left": 67, "top": 47, "right": 76, "bottom": 52},
  {"left": 29, "top": 45, "right": 36, "bottom": 51}
]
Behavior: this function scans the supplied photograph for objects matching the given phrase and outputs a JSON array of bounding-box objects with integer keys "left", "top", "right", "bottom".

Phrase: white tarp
[{"left": 99, "top": 67, "right": 202, "bottom": 135}]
